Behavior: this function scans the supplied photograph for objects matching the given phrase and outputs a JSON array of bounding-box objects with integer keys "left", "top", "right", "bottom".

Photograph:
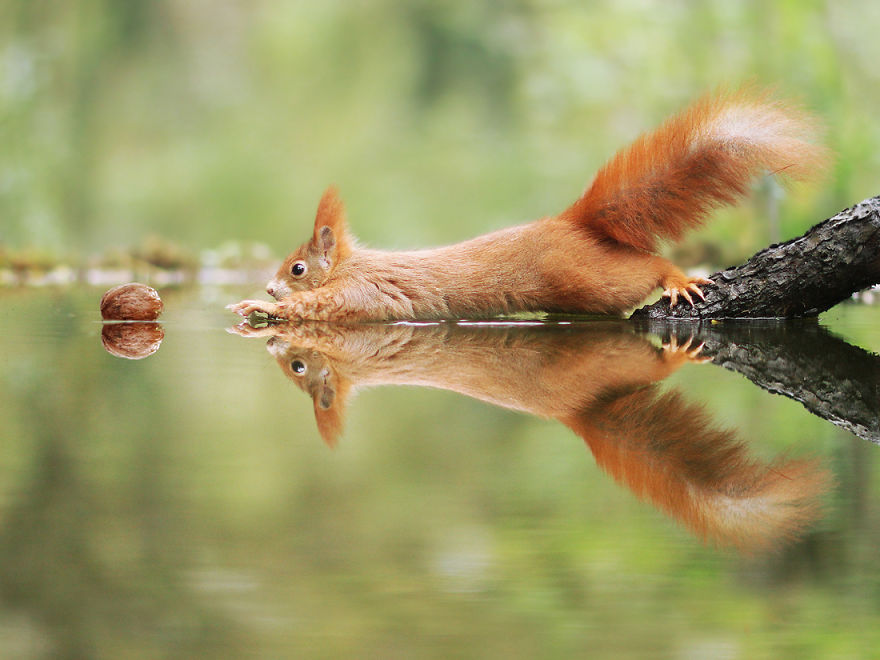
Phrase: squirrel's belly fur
[{"left": 229, "top": 88, "right": 826, "bottom": 322}]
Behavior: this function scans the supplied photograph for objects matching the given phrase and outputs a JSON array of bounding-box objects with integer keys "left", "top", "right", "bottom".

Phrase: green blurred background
[
  {"left": 2, "top": 0, "right": 876, "bottom": 263},
  {"left": 3, "top": 4, "right": 880, "bottom": 656}
]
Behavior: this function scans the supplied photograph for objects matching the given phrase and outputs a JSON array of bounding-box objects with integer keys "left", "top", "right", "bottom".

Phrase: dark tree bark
[
  {"left": 636, "top": 319, "right": 880, "bottom": 445},
  {"left": 631, "top": 196, "right": 880, "bottom": 320}
]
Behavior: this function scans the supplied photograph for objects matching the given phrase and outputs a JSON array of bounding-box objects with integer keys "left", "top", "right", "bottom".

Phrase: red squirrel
[{"left": 228, "top": 89, "right": 825, "bottom": 322}]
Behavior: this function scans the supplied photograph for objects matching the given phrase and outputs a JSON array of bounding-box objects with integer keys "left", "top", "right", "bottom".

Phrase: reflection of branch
[
  {"left": 638, "top": 319, "right": 880, "bottom": 444},
  {"left": 632, "top": 196, "right": 880, "bottom": 319},
  {"left": 231, "top": 321, "right": 830, "bottom": 551}
]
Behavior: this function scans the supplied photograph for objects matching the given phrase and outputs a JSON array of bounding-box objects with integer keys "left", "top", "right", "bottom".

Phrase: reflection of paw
[
  {"left": 661, "top": 276, "right": 714, "bottom": 307},
  {"left": 226, "top": 322, "right": 283, "bottom": 338},
  {"left": 226, "top": 300, "right": 279, "bottom": 318},
  {"left": 662, "top": 335, "right": 712, "bottom": 365}
]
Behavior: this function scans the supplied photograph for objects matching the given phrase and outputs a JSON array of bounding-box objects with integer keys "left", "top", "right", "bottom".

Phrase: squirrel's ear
[
  {"left": 312, "top": 375, "right": 350, "bottom": 448},
  {"left": 312, "top": 186, "right": 352, "bottom": 264},
  {"left": 318, "top": 225, "right": 335, "bottom": 253}
]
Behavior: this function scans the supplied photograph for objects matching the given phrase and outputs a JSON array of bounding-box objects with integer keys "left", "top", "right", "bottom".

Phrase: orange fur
[
  {"left": 229, "top": 89, "right": 825, "bottom": 321},
  {"left": 568, "top": 388, "right": 829, "bottom": 551},
  {"left": 239, "top": 322, "right": 830, "bottom": 551},
  {"left": 563, "top": 89, "right": 825, "bottom": 252}
]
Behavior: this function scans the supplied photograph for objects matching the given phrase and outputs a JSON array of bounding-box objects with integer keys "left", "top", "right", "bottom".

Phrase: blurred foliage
[
  {"left": 2, "top": 0, "right": 878, "bottom": 264},
  {"left": 128, "top": 235, "right": 198, "bottom": 271}
]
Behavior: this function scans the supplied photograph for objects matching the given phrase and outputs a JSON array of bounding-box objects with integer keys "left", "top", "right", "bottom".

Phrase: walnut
[{"left": 100, "top": 283, "right": 163, "bottom": 321}]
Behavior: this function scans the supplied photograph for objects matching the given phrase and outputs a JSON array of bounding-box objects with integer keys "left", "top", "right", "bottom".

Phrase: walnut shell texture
[
  {"left": 100, "top": 283, "right": 164, "bottom": 321},
  {"left": 101, "top": 322, "right": 164, "bottom": 360}
]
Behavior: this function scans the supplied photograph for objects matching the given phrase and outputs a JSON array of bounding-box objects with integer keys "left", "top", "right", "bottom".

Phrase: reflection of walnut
[
  {"left": 101, "top": 323, "right": 164, "bottom": 360},
  {"left": 100, "top": 283, "right": 163, "bottom": 321}
]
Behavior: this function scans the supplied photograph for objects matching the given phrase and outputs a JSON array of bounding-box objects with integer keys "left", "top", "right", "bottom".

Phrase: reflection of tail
[{"left": 566, "top": 387, "right": 831, "bottom": 551}]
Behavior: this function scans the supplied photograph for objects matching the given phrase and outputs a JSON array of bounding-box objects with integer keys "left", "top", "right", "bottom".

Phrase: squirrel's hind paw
[
  {"left": 661, "top": 275, "right": 714, "bottom": 307},
  {"left": 661, "top": 335, "right": 712, "bottom": 364}
]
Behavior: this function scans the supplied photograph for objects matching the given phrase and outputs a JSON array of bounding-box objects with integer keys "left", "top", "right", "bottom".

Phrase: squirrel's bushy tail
[{"left": 561, "top": 89, "right": 827, "bottom": 252}]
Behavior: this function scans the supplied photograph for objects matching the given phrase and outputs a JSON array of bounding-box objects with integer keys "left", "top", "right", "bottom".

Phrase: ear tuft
[{"left": 312, "top": 186, "right": 352, "bottom": 261}]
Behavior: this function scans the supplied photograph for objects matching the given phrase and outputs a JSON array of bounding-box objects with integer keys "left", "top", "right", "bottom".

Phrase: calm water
[{"left": 1, "top": 286, "right": 879, "bottom": 659}]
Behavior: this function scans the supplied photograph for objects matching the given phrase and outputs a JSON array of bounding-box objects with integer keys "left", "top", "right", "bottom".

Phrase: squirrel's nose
[{"left": 266, "top": 285, "right": 276, "bottom": 298}]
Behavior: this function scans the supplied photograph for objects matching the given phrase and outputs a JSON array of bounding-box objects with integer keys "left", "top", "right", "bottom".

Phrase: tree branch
[{"left": 631, "top": 196, "right": 880, "bottom": 320}]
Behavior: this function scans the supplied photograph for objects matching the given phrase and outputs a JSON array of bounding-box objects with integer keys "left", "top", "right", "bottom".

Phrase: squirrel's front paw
[
  {"left": 227, "top": 322, "right": 285, "bottom": 337},
  {"left": 226, "top": 299, "right": 281, "bottom": 318}
]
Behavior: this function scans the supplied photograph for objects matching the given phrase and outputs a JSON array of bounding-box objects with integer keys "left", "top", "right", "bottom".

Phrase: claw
[
  {"left": 662, "top": 276, "right": 715, "bottom": 308},
  {"left": 662, "top": 335, "right": 712, "bottom": 364},
  {"left": 689, "top": 283, "right": 708, "bottom": 302},
  {"left": 661, "top": 288, "right": 679, "bottom": 306}
]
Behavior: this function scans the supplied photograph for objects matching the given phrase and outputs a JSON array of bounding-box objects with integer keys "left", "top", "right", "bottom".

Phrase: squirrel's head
[
  {"left": 267, "top": 335, "right": 349, "bottom": 447},
  {"left": 267, "top": 186, "right": 354, "bottom": 300}
]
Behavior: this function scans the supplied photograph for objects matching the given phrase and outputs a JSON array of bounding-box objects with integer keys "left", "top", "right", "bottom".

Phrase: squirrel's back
[{"left": 561, "top": 89, "right": 827, "bottom": 252}]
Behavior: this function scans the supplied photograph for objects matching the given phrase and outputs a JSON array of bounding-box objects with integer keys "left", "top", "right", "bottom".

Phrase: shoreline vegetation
[
  {"left": 3, "top": 237, "right": 878, "bottom": 309},
  {"left": 0, "top": 238, "right": 276, "bottom": 288}
]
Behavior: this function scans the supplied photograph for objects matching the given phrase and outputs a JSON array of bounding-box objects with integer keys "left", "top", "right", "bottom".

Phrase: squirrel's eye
[
  {"left": 291, "top": 360, "right": 307, "bottom": 375},
  {"left": 291, "top": 261, "right": 307, "bottom": 278}
]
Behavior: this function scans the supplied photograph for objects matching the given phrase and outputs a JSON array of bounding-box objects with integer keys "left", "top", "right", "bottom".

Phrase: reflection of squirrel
[
  {"left": 229, "top": 89, "right": 825, "bottom": 322},
  {"left": 232, "top": 321, "right": 830, "bottom": 551}
]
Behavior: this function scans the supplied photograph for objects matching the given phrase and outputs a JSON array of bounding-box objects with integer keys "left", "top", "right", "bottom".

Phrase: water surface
[{"left": 1, "top": 286, "right": 879, "bottom": 659}]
